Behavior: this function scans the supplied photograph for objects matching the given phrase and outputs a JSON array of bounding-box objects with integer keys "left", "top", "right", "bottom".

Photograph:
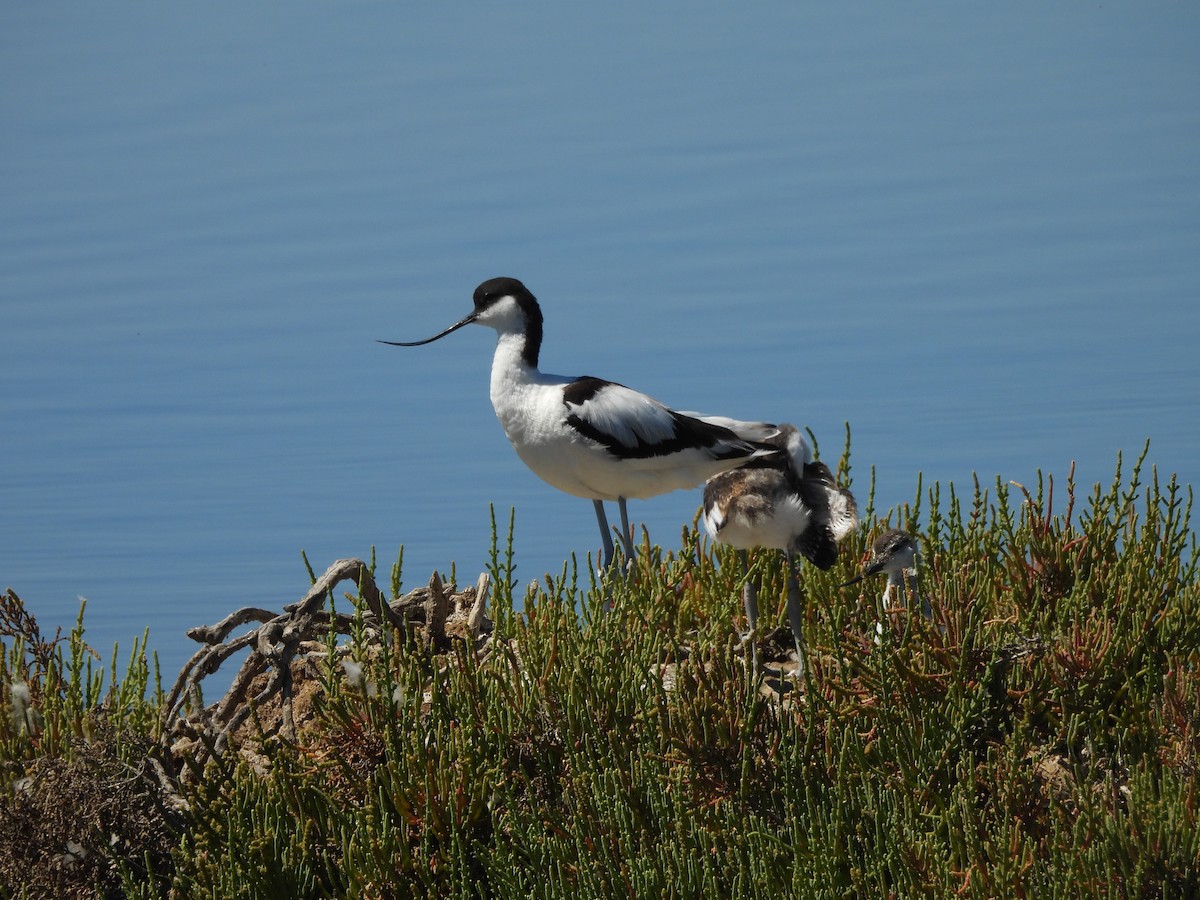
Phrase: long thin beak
[
  {"left": 840, "top": 555, "right": 899, "bottom": 587},
  {"left": 378, "top": 310, "right": 479, "bottom": 347},
  {"left": 862, "top": 558, "right": 891, "bottom": 578}
]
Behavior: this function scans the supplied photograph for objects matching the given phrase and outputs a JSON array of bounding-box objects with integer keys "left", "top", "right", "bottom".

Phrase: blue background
[{"left": 3, "top": 3, "right": 1197, "bottom": 681}]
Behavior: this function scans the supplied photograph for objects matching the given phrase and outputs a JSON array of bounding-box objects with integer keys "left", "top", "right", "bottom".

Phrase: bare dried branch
[{"left": 161, "top": 559, "right": 492, "bottom": 771}]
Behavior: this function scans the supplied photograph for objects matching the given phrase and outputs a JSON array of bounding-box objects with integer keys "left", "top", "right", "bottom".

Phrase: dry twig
[{"left": 161, "top": 559, "right": 491, "bottom": 763}]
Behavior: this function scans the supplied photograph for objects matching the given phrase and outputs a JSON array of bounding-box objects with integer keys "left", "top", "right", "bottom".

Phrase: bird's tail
[{"left": 680, "top": 414, "right": 779, "bottom": 439}]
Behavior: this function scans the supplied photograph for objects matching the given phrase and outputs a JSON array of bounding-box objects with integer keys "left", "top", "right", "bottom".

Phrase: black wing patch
[{"left": 562, "top": 377, "right": 761, "bottom": 461}]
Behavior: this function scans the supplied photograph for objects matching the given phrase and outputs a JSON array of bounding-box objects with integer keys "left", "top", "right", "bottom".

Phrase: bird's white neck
[{"left": 489, "top": 329, "right": 541, "bottom": 407}]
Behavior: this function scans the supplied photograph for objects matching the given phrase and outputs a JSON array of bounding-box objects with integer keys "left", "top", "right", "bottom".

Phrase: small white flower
[
  {"left": 10, "top": 681, "right": 38, "bottom": 734},
  {"left": 341, "top": 659, "right": 364, "bottom": 686}
]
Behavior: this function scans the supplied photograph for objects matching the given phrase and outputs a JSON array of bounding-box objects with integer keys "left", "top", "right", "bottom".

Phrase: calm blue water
[{"left": 3, "top": 4, "right": 1198, "bottom": 684}]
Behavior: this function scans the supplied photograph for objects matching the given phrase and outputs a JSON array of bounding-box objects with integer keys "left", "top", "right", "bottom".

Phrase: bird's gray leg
[
  {"left": 593, "top": 500, "right": 616, "bottom": 571},
  {"left": 617, "top": 496, "right": 637, "bottom": 567},
  {"left": 740, "top": 550, "right": 759, "bottom": 672},
  {"left": 739, "top": 550, "right": 758, "bottom": 633},
  {"left": 784, "top": 551, "right": 808, "bottom": 678},
  {"left": 739, "top": 556, "right": 758, "bottom": 676}
]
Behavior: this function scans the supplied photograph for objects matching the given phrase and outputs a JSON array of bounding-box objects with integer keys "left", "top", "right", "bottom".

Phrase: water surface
[{"left": 2, "top": 3, "right": 1198, "bottom": 681}]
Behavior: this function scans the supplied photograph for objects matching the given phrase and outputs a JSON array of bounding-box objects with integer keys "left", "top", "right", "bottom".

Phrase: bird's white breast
[{"left": 705, "top": 490, "right": 812, "bottom": 551}]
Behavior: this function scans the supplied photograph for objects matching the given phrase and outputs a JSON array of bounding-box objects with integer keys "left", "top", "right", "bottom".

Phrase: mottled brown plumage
[{"left": 702, "top": 424, "right": 857, "bottom": 674}]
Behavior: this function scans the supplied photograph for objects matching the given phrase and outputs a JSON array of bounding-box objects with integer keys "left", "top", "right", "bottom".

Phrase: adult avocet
[
  {"left": 381, "top": 277, "right": 780, "bottom": 571},
  {"left": 702, "top": 424, "right": 857, "bottom": 673},
  {"left": 841, "top": 529, "right": 929, "bottom": 642}
]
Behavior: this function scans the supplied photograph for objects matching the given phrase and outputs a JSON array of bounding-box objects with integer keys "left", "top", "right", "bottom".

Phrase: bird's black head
[
  {"left": 473, "top": 276, "right": 529, "bottom": 310},
  {"left": 473, "top": 277, "right": 543, "bottom": 367}
]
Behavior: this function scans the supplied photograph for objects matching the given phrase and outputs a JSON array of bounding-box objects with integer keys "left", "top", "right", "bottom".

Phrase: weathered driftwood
[{"left": 162, "top": 558, "right": 492, "bottom": 763}]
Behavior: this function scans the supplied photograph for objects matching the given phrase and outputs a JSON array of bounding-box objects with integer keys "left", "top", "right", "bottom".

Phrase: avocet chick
[
  {"left": 702, "top": 424, "right": 857, "bottom": 674},
  {"left": 842, "top": 529, "right": 928, "bottom": 641}
]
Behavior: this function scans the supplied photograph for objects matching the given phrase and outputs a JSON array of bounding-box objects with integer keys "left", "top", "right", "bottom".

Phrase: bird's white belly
[
  {"left": 491, "top": 382, "right": 737, "bottom": 501},
  {"left": 706, "top": 493, "right": 812, "bottom": 551}
]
